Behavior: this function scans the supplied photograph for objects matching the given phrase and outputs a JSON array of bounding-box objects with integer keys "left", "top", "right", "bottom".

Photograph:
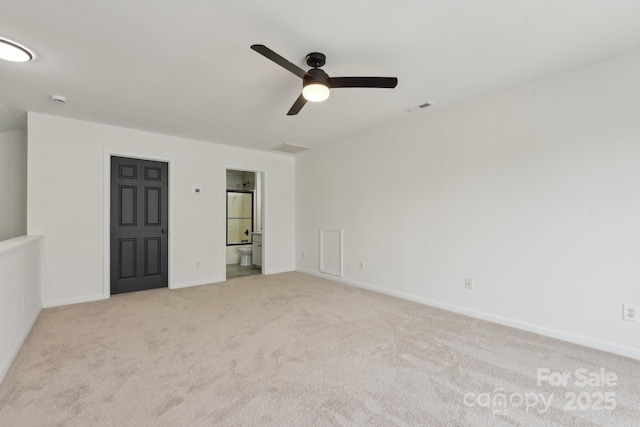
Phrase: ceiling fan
[{"left": 250, "top": 44, "right": 398, "bottom": 116}]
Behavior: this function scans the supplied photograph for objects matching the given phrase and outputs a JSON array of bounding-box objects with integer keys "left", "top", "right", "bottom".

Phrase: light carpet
[{"left": 0, "top": 272, "right": 638, "bottom": 426}]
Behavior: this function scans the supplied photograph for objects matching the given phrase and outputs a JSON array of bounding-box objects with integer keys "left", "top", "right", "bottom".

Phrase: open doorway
[{"left": 225, "top": 169, "right": 264, "bottom": 279}]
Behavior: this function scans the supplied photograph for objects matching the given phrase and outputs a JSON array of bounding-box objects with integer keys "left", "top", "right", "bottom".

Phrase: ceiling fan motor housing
[
  {"left": 306, "top": 52, "right": 326, "bottom": 68},
  {"left": 304, "top": 68, "right": 330, "bottom": 87}
]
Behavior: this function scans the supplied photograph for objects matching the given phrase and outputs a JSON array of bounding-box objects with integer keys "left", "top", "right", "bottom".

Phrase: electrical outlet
[
  {"left": 465, "top": 278, "right": 473, "bottom": 290},
  {"left": 196, "top": 261, "right": 200, "bottom": 268},
  {"left": 623, "top": 304, "right": 639, "bottom": 322},
  {"left": 359, "top": 261, "right": 365, "bottom": 271}
]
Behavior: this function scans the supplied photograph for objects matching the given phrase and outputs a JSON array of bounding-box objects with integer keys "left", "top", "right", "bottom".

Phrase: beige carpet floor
[{"left": 0, "top": 272, "right": 638, "bottom": 426}]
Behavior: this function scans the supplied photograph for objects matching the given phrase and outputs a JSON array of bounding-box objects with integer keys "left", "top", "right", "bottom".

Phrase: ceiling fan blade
[
  {"left": 329, "top": 77, "right": 398, "bottom": 89},
  {"left": 251, "top": 44, "right": 307, "bottom": 79},
  {"left": 287, "top": 94, "right": 307, "bottom": 116}
]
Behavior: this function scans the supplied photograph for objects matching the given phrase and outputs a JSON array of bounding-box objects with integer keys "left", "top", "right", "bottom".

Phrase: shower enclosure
[{"left": 226, "top": 191, "right": 253, "bottom": 245}]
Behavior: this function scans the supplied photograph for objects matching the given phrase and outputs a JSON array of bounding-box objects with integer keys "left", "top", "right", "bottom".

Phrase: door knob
[{"left": 161, "top": 229, "right": 168, "bottom": 234}]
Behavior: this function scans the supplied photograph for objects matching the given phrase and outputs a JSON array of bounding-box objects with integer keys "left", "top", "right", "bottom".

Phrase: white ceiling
[{"left": 2, "top": 1, "right": 640, "bottom": 151}]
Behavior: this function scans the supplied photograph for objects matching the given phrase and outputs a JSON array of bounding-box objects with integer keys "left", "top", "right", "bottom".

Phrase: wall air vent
[
  {"left": 272, "top": 143, "right": 311, "bottom": 154},
  {"left": 405, "top": 101, "right": 432, "bottom": 113}
]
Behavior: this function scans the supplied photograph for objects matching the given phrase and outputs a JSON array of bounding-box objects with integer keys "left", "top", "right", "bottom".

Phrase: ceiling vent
[
  {"left": 406, "top": 101, "right": 432, "bottom": 113},
  {"left": 272, "top": 143, "right": 311, "bottom": 154}
]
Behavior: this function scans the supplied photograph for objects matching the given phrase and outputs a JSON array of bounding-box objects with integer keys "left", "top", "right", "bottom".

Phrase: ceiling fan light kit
[
  {"left": 302, "top": 64, "right": 331, "bottom": 102},
  {"left": 250, "top": 44, "right": 397, "bottom": 115},
  {"left": 302, "top": 83, "right": 330, "bottom": 102}
]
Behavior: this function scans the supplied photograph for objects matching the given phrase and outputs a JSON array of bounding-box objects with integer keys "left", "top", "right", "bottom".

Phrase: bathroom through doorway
[{"left": 225, "top": 168, "right": 264, "bottom": 279}]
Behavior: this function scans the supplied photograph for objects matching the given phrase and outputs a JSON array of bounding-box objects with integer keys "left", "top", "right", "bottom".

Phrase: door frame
[
  {"left": 103, "top": 149, "right": 174, "bottom": 299},
  {"left": 223, "top": 165, "right": 267, "bottom": 278}
]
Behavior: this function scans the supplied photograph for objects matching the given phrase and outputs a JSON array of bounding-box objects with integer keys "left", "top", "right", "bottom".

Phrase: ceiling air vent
[
  {"left": 272, "top": 143, "right": 311, "bottom": 154},
  {"left": 406, "top": 101, "right": 432, "bottom": 113}
]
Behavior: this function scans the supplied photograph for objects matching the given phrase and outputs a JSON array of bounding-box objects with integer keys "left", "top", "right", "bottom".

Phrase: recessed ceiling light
[{"left": 0, "top": 37, "right": 34, "bottom": 62}]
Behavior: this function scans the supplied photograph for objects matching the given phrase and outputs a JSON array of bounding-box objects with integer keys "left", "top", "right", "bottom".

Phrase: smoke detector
[{"left": 50, "top": 95, "right": 68, "bottom": 104}]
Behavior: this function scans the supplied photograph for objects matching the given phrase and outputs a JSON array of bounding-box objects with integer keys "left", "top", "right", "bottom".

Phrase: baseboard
[
  {"left": 45, "top": 278, "right": 228, "bottom": 305},
  {"left": 171, "top": 276, "right": 225, "bottom": 290},
  {"left": 0, "top": 305, "right": 42, "bottom": 384},
  {"left": 43, "top": 294, "right": 105, "bottom": 308},
  {"left": 171, "top": 269, "right": 294, "bottom": 286},
  {"left": 264, "top": 267, "right": 295, "bottom": 275},
  {"left": 297, "top": 268, "right": 640, "bottom": 360}
]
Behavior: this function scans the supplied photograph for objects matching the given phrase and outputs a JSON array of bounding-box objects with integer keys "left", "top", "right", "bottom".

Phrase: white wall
[
  {"left": 0, "top": 236, "right": 42, "bottom": 383},
  {"left": 0, "top": 129, "right": 27, "bottom": 241},
  {"left": 28, "top": 113, "right": 295, "bottom": 307},
  {"left": 296, "top": 49, "right": 640, "bottom": 359}
]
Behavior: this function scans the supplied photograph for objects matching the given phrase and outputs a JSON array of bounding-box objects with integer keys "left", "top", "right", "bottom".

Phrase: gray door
[{"left": 110, "top": 156, "right": 168, "bottom": 294}]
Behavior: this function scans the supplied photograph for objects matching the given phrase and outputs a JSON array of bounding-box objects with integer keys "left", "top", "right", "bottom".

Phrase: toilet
[{"left": 237, "top": 247, "right": 253, "bottom": 267}]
